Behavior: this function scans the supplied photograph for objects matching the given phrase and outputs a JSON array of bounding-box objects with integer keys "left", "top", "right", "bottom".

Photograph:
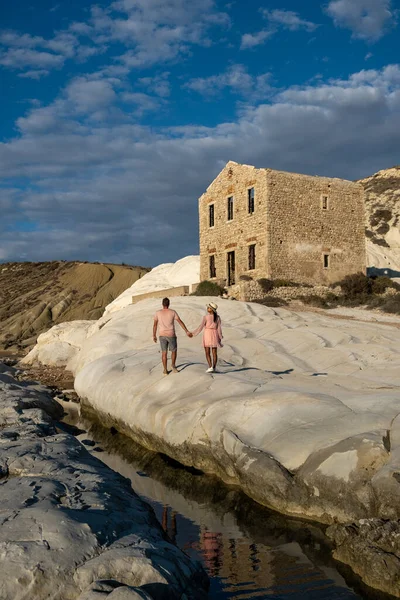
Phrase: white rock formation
[
  {"left": 104, "top": 256, "right": 200, "bottom": 315},
  {"left": 22, "top": 320, "right": 94, "bottom": 366},
  {"left": 0, "top": 365, "right": 207, "bottom": 600},
  {"left": 41, "top": 295, "right": 400, "bottom": 526},
  {"left": 366, "top": 240, "right": 400, "bottom": 275}
]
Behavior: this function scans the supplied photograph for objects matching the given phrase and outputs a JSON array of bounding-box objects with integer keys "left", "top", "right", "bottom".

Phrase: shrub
[
  {"left": 272, "top": 279, "right": 301, "bottom": 288},
  {"left": 325, "top": 292, "right": 340, "bottom": 304},
  {"left": 334, "top": 272, "right": 372, "bottom": 298},
  {"left": 257, "top": 278, "right": 273, "bottom": 293},
  {"left": 239, "top": 274, "right": 253, "bottom": 281},
  {"left": 371, "top": 276, "right": 394, "bottom": 295},
  {"left": 380, "top": 294, "right": 400, "bottom": 315},
  {"left": 191, "top": 280, "right": 224, "bottom": 296}
]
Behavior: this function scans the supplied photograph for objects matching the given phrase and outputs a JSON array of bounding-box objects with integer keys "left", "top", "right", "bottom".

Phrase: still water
[{"left": 61, "top": 405, "right": 393, "bottom": 600}]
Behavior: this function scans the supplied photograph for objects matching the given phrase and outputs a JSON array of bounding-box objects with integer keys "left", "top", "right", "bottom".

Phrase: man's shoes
[
  {"left": 172, "top": 367, "right": 179, "bottom": 373},
  {"left": 206, "top": 367, "right": 214, "bottom": 373},
  {"left": 163, "top": 371, "right": 169, "bottom": 376}
]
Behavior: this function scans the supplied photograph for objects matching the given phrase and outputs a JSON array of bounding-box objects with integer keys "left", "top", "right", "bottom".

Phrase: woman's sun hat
[{"left": 207, "top": 302, "right": 218, "bottom": 311}]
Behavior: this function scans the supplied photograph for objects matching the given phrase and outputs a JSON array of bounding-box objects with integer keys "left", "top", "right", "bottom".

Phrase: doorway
[{"left": 227, "top": 251, "right": 236, "bottom": 286}]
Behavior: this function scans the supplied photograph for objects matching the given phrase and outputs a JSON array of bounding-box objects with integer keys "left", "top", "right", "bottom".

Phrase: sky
[{"left": 0, "top": 0, "right": 399, "bottom": 266}]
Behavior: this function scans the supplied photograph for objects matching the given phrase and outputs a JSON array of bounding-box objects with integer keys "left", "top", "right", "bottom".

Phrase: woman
[{"left": 192, "top": 302, "right": 223, "bottom": 373}]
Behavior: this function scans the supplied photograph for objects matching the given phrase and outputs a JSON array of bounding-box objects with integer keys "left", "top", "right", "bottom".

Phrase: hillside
[
  {"left": 0, "top": 261, "right": 149, "bottom": 351},
  {"left": 359, "top": 166, "right": 400, "bottom": 275}
]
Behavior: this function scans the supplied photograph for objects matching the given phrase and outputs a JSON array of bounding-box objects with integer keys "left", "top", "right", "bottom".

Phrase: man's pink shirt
[{"left": 154, "top": 308, "right": 178, "bottom": 337}]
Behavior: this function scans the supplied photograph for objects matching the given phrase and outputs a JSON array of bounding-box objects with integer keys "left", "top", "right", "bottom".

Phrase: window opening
[
  {"left": 322, "top": 195, "right": 328, "bottom": 210},
  {"left": 227, "top": 196, "right": 234, "bottom": 221},
  {"left": 248, "top": 188, "right": 255, "bottom": 214},
  {"left": 227, "top": 251, "right": 235, "bottom": 285},
  {"left": 248, "top": 244, "right": 256, "bottom": 270},
  {"left": 209, "top": 204, "right": 215, "bottom": 227},
  {"left": 209, "top": 255, "right": 216, "bottom": 278},
  {"left": 323, "top": 254, "right": 330, "bottom": 268}
]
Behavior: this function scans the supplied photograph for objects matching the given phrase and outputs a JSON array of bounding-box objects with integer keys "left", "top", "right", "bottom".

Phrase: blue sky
[{"left": 0, "top": 0, "right": 399, "bottom": 265}]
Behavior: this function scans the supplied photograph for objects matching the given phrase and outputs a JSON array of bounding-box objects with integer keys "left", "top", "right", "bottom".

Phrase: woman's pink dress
[{"left": 193, "top": 314, "right": 223, "bottom": 348}]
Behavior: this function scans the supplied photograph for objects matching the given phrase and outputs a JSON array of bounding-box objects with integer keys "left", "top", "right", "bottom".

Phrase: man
[{"left": 153, "top": 298, "right": 192, "bottom": 375}]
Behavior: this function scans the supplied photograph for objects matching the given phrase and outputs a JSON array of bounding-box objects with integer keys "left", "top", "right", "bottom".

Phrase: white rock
[
  {"left": 22, "top": 320, "right": 94, "bottom": 366},
  {"left": 63, "top": 296, "right": 400, "bottom": 523},
  {"left": 104, "top": 256, "right": 200, "bottom": 315},
  {"left": 0, "top": 369, "right": 207, "bottom": 600}
]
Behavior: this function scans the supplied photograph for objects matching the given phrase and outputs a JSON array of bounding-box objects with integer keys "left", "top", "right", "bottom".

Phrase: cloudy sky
[{"left": 0, "top": 0, "right": 399, "bottom": 266}]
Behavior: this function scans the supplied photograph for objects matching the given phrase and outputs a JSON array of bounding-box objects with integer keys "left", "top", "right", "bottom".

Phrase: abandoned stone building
[{"left": 199, "top": 161, "right": 366, "bottom": 286}]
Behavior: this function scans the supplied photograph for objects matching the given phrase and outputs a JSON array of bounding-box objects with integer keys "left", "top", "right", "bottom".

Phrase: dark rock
[{"left": 327, "top": 519, "right": 400, "bottom": 597}]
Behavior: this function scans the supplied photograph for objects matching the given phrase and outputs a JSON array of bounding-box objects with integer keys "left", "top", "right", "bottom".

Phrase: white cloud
[
  {"left": 1, "top": 65, "right": 400, "bottom": 264},
  {"left": 122, "top": 91, "right": 163, "bottom": 114},
  {"left": 138, "top": 72, "right": 171, "bottom": 97},
  {"left": 18, "top": 69, "right": 50, "bottom": 80},
  {"left": 89, "top": 0, "right": 229, "bottom": 67},
  {"left": 0, "top": 0, "right": 228, "bottom": 77},
  {"left": 241, "top": 9, "right": 317, "bottom": 50},
  {"left": 66, "top": 78, "right": 117, "bottom": 114},
  {"left": 326, "top": 0, "right": 397, "bottom": 41},
  {"left": 262, "top": 9, "right": 318, "bottom": 32},
  {"left": 0, "top": 48, "right": 65, "bottom": 70},
  {"left": 240, "top": 30, "right": 274, "bottom": 49},
  {"left": 185, "top": 65, "right": 271, "bottom": 99}
]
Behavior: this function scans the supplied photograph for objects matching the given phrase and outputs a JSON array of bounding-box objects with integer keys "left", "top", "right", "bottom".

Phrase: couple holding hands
[{"left": 153, "top": 297, "right": 223, "bottom": 375}]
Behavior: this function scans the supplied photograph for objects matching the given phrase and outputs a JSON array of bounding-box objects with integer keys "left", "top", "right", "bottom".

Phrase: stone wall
[
  {"left": 199, "top": 161, "right": 366, "bottom": 287},
  {"left": 199, "top": 162, "right": 269, "bottom": 285},
  {"left": 267, "top": 169, "right": 366, "bottom": 284},
  {"left": 132, "top": 285, "right": 190, "bottom": 304},
  {"left": 230, "top": 280, "right": 336, "bottom": 303}
]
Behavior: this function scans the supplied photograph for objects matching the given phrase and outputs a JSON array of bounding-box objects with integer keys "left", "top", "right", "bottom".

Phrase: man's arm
[
  {"left": 153, "top": 318, "right": 158, "bottom": 343},
  {"left": 175, "top": 313, "right": 192, "bottom": 337}
]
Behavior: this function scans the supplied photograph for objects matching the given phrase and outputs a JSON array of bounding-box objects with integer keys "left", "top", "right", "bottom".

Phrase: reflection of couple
[{"left": 153, "top": 297, "right": 223, "bottom": 375}]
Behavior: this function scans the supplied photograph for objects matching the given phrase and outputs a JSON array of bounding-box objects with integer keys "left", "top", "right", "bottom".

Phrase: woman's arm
[
  {"left": 217, "top": 317, "right": 223, "bottom": 339},
  {"left": 192, "top": 316, "right": 206, "bottom": 337}
]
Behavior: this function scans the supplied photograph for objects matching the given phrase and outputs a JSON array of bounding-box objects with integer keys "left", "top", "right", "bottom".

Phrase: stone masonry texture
[{"left": 199, "top": 161, "right": 366, "bottom": 286}]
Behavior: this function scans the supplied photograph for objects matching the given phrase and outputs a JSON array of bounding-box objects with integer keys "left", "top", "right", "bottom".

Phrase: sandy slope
[{"left": 0, "top": 261, "right": 148, "bottom": 351}]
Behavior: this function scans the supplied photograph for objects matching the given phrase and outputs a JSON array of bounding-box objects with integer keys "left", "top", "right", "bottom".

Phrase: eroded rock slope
[{"left": 0, "top": 261, "right": 148, "bottom": 351}]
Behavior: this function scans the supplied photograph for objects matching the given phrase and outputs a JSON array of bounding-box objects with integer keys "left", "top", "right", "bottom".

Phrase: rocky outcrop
[
  {"left": 327, "top": 519, "right": 400, "bottom": 597},
  {"left": 359, "top": 167, "right": 400, "bottom": 275},
  {"left": 0, "top": 362, "right": 208, "bottom": 600},
  {"left": 40, "top": 296, "right": 400, "bottom": 524},
  {"left": 22, "top": 295, "right": 400, "bottom": 595}
]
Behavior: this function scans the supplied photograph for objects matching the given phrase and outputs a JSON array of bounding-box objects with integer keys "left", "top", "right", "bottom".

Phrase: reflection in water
[{"left": 61, "top": 407, "right": 396, "bottom": 600}]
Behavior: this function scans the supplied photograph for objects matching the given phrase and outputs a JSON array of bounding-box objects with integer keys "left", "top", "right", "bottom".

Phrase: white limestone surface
[
  {"left": 22, "top": 320, "right": 95, "bottom": 366},
  {"left": 104, "top": 256, "right": 200, "bottom": 315},
  {"left": 367, "top": 240, "right": 400, "bottom": 275},
  {"left": 0, "top": 365, "right": 207, "bottom": 600},
  {"left": 67, "top": 296, "right": 400, "bottom": 524}
]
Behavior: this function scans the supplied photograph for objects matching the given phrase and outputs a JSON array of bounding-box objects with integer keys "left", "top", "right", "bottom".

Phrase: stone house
[{"left": 199, "top": 161, "right": 366, "bottom": 286}]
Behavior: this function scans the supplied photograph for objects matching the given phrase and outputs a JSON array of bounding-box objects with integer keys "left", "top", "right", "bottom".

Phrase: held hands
[{"left": 186, "top": 331, "right": 193, "bottom": 338}]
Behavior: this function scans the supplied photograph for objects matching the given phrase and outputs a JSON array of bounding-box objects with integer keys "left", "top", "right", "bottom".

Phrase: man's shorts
[{"left": 159, "top": 336, "right": 177, "bottom": 352}]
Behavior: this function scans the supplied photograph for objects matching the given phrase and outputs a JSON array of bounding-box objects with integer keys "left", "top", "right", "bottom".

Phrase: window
[
  {"left": 322, "top": 195, "right": 328, "bottom": 210},
  {"left": 323, "top": 254, "right": 330, "bottom": 269},
  {"left": 227, "top": 196, "right": 234, "bottom": 221},
  {"left": 248, "top": 188, "right": 255, "bottom": 214},
  {"left": 209, "top": 203, "right": 215, "bottom": 227},
  {"left": 248, "top": 244, "right": 256, "bottom": 270},
  {"left": 209, "top": 255, "right": 216, "bottom": 278}
]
